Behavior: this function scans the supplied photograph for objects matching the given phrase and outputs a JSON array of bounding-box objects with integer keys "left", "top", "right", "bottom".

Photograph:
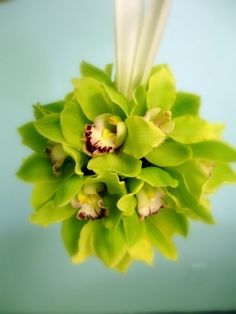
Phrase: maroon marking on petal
[
  {"left": 84, "top": 124, "right": 115, "bottom": 155},
  {"left": 78, "top": 212, "right": 86, "bottom": 220},
  {"left": 86, "top": 138, "right": 96, "bottom": 153},
  {"left": 45, "top": 148, "right": 51, "bottom": 155}
]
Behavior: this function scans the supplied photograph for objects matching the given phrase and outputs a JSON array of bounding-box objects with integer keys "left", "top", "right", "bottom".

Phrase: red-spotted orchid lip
[
  {"left": 84, "top": 114, "right": 127, "bottom": 156},
  {"left": 136, "top": 184, "right": 165, "bottom": 220},
  {"left": 45, "top": 142, "right": 67, "bottom": 176},
  {"left": 71, "top": 184, "right": 108, "bottom": 220}
]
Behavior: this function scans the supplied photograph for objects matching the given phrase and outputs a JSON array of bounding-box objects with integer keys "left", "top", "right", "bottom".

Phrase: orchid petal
[
  {"left": 60, "top": 99, "right": 89, "bottom": 149},
  {"left": 138, "top": 166, "right": 178, "bottom": 187},
  {"left": 54, "top": 175, "right": 83, "bottom": 207},
  {"left": 147, "top": 66, "right": 176, "bottom": 110},
  {"left": 61, "top": 216, "right": 85, "bottom": 256},
  {"left": 80, "top": 61, "right": 113, "bottom": 86},
  {"left": 17, "top": 154, "right": 59, "bottom": 183},
  {"left": 18, "top": 122, "right": 47, "bottom": 153},
  {"left": 34, "top": 113, "right": 65, "bottom": 143},
  {"left": 122, "top": 115, "right": 165, "bottom": 158},
  {"left": 88, "top": 153, "right": 142, "bottom": 177},
  {"left": 146, "top": 140, "right": 192, "bottom": 167},
  {"left": 170, "top": 115, "right": 224, "bottom": 144},
  {"left": 30, "top": 201, "right": 76, "bottom": 227}
]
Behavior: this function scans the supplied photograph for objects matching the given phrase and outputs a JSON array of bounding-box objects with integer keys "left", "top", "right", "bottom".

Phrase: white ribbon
[{"left": 115, "top": 0, "right": 171, "bottom": 99}]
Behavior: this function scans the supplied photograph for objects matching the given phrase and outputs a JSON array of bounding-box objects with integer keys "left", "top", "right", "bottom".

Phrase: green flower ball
[{"left": 17, "top": 61, "right": 236, "bottom": 271}]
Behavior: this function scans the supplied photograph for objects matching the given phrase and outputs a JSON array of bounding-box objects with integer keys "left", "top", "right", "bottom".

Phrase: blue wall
[{"left": 0, "top": 0, "right": 235, "bottom": 312}]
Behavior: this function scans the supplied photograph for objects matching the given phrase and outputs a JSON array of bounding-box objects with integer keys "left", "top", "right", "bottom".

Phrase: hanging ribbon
[{"left": 115, "top": 0, "right": 171, "bottom": 99}]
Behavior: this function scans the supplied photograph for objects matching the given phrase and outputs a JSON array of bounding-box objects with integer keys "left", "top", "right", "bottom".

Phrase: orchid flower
[
  {"left": 71, "top": 183, "right": 108, "bottom": 220},
  {"left": 136, "top": 184, "right": 166, "bottom": 220},
  {"left": 17, "top": 61, "right": 236, "bottom": 271},
  {"left": 45, "top": 142, "right": 68, "bottom": 176},
  {"left": 15, "top": 0, "right": 236, "bottom": 271}
]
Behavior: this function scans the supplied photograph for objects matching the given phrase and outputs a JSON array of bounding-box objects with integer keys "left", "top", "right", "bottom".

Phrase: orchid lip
[
  {"left": 83, "top": 114, "right": 127, "bottom": 156},
  {"left": 84, "top": 124, "right": 115, "bottom": 155},
  {"left": 77, "top": 203, "right": 107, "bottom": 220},
  {"left": 71, "top": 186, "right": 108, "bottom": 220},
  {"left": 136, "top": 185, "right": 166, "bottom": 220},
  {"left": 45, "top": 142, "right": 67, "bottom": 176},
  {"left": 139, "top": 204, "right": 165, "bottom": 221},
  {"left": 144, "top": 108, "right": 174, "bottom": 134}
]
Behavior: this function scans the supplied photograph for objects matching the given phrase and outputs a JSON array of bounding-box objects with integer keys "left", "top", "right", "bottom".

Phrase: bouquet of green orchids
[{"left": 17, "top": 61, "right": 236, "bottom": 271}]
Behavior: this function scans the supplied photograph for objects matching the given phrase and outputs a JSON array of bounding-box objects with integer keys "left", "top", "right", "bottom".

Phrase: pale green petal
[
  {"left": 103, "top": 84, "right": 129, "bottom": 117},
  {"left": 30, "top": 201, "right": 76, "bottom": 226},
  {"left": 34, "top": 113, "right": 65, "bottom": 143},
  {"left": 60, "top": 99, "right": 89, "bottom": 149},
  {"left": 146, "top": 141, "right": 192, "bottom": 167},
  {"left": 168, "top": 171, "right": 214, "bottom": 224},
  {"left": 130, "top": 85, "right": 147, "bottom": 116},
  {"left": 114, "top": 254, "right": 132, "bottom": 272},
  {"left": 128, "top": 239, "right": 153, "bottom": 265},
  {"left": 63, "top": 144, "right": 88, "bottom": 175},
  {"left": 171, "top": 92, "right": 200, "bottom": 118},
  {"left": 17, "top": 154, "right": 58, "bottom": 183},
  {"left": 170, "top": 115, "right": 224, "bottom": 144},
  {"left": 104, "top": 63, "right": 113, "bottom": 79},
  {"left": 117, "top": 194, "right": 137, "bottom": 216},
  {"left": 122, "top": 212, "right": 144, "bottom": 246},
  {"left": 93, "top": 222, "right": 127, "bottom": 268},
  {"left": 61, "top": 216, "right": 85, "bottom": 256},
  {"left": 80, "top": 61, "right": 113, "bottom": 86},
  {"left": 18, "top": 122, "right": 47, "bottom": 153},
  {"left": 150, "top": 208, "right": 188, "bottom": 238},
  {"left": 126, "top": 178, "right": 144, "bottom": 194},
  {"left": 102, "top": 195, "right": 122, "bottom": 230},
  {"left": 137, "top": 167, "right": 178, "bottom": 188},
  {"left": 122, "top": 116, "right": 165, "bottom": 158},
  {"left": 72, "top": 77, "right": 112, "bottom": 121},
  {"left": 176, "top": 160, "right": 209, "bottom": 200},
  {"left": 72, "top": 221, "right": 96, "bottom": 263},
  {"left": 145, "top": 219, "right": 178, "bottom": 260},
  {"left": 33, "top": 100, "right": 65, "bottom": 119},
  {"left": 190, "top": 141, "right": 236, "bottom": 162},
  {"left": 87, "top": 153, "right": 142, "bottom": 177},
  {"left": 54, "top": 175, "right": 83, "bottom": 207},
  {"left": 147, "top": 67, "right": 176, "bottom": 110},
  {"left": 204, "top": 162, "right": 236, "bottom": 193},
  {"left": 31, "top": 182, "right": 59, "bottom": 210},
  {"left": 85, "top": 172, "right": 126, "bottom": 196}
]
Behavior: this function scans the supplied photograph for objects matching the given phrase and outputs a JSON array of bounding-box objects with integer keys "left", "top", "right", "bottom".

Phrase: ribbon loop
[{"left": 115, "top": 0, "right": 171, "bottom": 99}]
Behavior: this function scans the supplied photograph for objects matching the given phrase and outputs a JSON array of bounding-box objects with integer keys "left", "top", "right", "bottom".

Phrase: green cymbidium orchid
[
  {"left": 136, "top": 184, "right": 166, "bottom": 220},
  {"left": 84, "top": 113, "right": 127, "bottom": 156},
  {"left": 144, "top": 108, "right": 174, "bottom": 134},
  {"left": 17, "top": 61, "right": 236, "bottom": 272},
  {"left": 71, "top": 183, "right": 108, "bottom": 220},
  {"left": 45, "top": 142, "right": 68, "bottom": 176}
]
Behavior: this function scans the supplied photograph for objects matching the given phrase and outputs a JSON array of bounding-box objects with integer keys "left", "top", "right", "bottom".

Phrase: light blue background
[{"left": 0, "top": 0, "right": 236, "bottom": 313}]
